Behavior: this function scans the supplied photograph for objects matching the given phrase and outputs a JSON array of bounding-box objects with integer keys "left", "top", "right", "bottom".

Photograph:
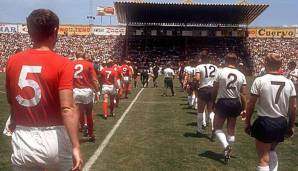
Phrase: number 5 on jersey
[{"left": 16, "top": 65, "right": 42, "bottom": 107}]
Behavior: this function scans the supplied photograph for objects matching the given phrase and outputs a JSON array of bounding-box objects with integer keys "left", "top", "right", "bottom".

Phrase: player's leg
[
  {"left": 206, "top": 101, "right": 215, "bottom": 130},
  {"left": 109, "top": 94, "right": 115, "bottom": 116},
  {"left": 163, "top": 78, "right": 168, "bottom": 96},
  {"left": 226, "top": 117, "right": 237, "bottom": 146},
  {"left": 102, "top": 94, "right": 109, "bottom": 119},
  {"left": 85, "top": 103, "right": 95, "bottom": 141},
  {"left": 169, "top": 79, "right": 174, "bottom": 96},
  {"left": 124, "top": 82, "right": 129, "bottom": 98},
  {"left": 196, "top": 97, "right": 206, "bottom": 135},
  {"left": 255, "top": 139, "right": 271, "bottom": 171}
]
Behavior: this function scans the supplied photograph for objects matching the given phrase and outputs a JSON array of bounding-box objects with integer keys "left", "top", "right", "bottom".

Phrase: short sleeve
[
  {"left": 250, "top": 78, "right": 260, "bottom": 96},
  {"left": 195, "top": 66, "right": 199, "bottom": 73},
  {"left": 59, "top": 60, "right": 74, "bottom": 90}
]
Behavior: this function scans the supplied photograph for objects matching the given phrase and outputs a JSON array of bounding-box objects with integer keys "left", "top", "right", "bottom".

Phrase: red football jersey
[
  {"left": 101, "top": 67, "right": 117, "bottom": 85},
  {"left": 121, "top": 64, "right": 130, "bottom": 77},
  {"left": 5, "top": 49, "right": 74, "bottom": 127},
  {"left": 112, "top": 64, "right": 119, "bottom": 79},
  {"left": 73, "top": 59, "right": 97, "bottom": 89}
]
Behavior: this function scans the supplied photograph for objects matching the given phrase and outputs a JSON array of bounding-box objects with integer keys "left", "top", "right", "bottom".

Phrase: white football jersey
[
  {"left": 288, "top": 68, "right": 298, "bottom": 84},
  {"left": 195, "top": 64, "right": 218, "bottom": 88},
  {"left": 215, "top": 67, "right": 246, "bottom": 99},
  {"left": 251, "top": 74, "right": 297, "bottom": 118},
  {"left": 184, "top": 66, "right": 195, "bottom": 80},
  {"left": 164, "top": 68, "right": 175, "bottom": 78}
]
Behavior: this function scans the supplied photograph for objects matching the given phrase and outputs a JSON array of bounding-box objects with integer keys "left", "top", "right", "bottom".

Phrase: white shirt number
[
  {"left": 16, "top": 65, "right": 42, "bottom": 107},
  {"left": 74, "top": 64, "right": 83, "bottom": 79}
]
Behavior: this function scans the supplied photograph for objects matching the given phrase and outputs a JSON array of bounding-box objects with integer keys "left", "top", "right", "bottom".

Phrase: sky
[{"left": 0, "top": 0, "right": 297, "bottom": 26}]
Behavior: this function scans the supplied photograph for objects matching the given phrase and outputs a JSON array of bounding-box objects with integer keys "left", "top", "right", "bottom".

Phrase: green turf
[{"left": 0, "top": 74, "right": 297, "bottom": 171}]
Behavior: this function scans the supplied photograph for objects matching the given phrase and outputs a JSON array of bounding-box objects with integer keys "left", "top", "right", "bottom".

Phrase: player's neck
[
  {"left": 32, "top": 42, "right": 54, "bottom": 51},
  {"left": 226, "top": 64, "right": 236, "bottom": 68}
]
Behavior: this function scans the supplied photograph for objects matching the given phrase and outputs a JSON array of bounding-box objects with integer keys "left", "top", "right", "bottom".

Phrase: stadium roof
[{"left": 114, "top": 1, "right": 269, "bottom": 26}]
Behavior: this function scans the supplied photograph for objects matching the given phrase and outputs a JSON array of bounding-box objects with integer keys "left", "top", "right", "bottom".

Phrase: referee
[{"left": 163, "top": 63, "right": 175, "bottom": 96}]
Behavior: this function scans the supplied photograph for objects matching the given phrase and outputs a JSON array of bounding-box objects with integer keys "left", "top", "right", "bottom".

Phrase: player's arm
[
  {"left": 240, "top": 85, "right": 247, "bottom": 111},
  {"left": 212, "top": 81, "right": 219, "bottom": 103},
  {"left": 244, "top": 95, "right": 258, "bottom": 135},
  {"left": 59, "top": 89, "right": 82, "bottom": 170},
  {"left": 90, "top": 66, "right": 99, "bottom": 92},
  {"left": 287, "top": 95, "right": 297, "bottom": 138}
]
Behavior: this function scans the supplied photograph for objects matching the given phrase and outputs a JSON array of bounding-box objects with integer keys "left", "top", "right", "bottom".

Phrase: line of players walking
[
  {"left": 180, "top": 50, "right": 297, "bottom": 171},
  {"left": 72, "top": 49, "right": 135, "bottom": 142}
]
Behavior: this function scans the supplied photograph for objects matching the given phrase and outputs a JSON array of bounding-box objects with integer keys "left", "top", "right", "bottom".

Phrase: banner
[
  {"left": 96, "top": 6, "right": 115, "bottom": 16},
  {"left": 256, "top": 28, "right": 295, "bottom": 38},
  {"left": 92, "top": 26, "right": 125, "bottom": 35},
  {"left": 58, "top": 25, "right": 91, "bottom": 35},
  {"left": 0, "top": 24, "right": 18, "bottom": 33},
  {"left": 17, "top": 24, "right": 28, "bottom": 34},
  {"left": 247, "top": 29, "right": 257, "bottom": 37}
]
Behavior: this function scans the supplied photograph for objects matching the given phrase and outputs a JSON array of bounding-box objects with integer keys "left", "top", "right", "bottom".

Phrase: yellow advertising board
[
  {"left": 58, "top": 25, "right": 91, "bottom": 35},
  {"left": 256, "top": 28, "right": 295, "bottom": 38}
]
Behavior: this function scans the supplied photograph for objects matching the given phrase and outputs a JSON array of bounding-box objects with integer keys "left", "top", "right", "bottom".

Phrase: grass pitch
[{"left": 0, "top": 73, "right": 298, "bottom": 171}]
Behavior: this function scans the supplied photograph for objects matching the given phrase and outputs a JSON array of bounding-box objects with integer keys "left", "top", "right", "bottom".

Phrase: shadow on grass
[
  {"left": 199, "top": 151, "right": 226, "bottom": 165},
  {"left": 183, "top": 132, "right": 212, "bottom": 141},
  {"left": 295, "top": 122, "right": 298, "bottom": 127},
  {"left": 179, "top": 103, "right": 189, "bottom": 106},
  {"left": 186, "top": 111, "right": 197, "bottom": 115},
  {"left": 186, "top": 122, "right": 197, "bottom": 126}
]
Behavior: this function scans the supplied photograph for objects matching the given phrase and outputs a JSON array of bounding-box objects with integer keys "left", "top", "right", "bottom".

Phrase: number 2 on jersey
[
  {"left": 74, "top": 64, "right": 83, "bottom": 79},
  {"left": 271, "top": 81, "right": 285, "bottom": 104},
  {"left": 227, "top": 73, "right": 237, "bottom": 90}
]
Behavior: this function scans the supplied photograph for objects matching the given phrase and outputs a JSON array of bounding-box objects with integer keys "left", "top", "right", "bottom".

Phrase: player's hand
[
  {"left": 71, "top": 147, "right": 83, "bottom": 171},
  {"left": 286, "top": 127, "right": 294, "bottom": 138},
  {"left": 244, "top": 124, "right": 251, "bottom": 136},
  {"left": 240, "top": 110, "right": 246, "bottom": 121}
]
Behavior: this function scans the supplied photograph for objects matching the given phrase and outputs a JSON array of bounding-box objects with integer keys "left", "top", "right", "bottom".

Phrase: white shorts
[
  {"left": 73, "top": 88, "right": 94, "bottom": 104},
  {"left": 123, "top": 76, "right": 130, "bottom": 83},
  {"left": 11, "top": 126, "right": 72, "bottom": 171},
  {"left": 101, "top": 84, "right": 116, "bottom": 95}
]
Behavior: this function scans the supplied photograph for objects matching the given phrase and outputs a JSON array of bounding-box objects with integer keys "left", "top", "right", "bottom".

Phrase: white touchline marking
[
  {"left": 0, "top": 90, "right": 6, "bottom": 94},
  {"left": 83, "top": 88, "right": 145, "bottom": 171}
]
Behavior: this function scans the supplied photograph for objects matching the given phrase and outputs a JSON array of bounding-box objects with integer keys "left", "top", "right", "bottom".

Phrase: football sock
[
  {"left": 86, "top": 113, "right": 93, "bottom": 137},
  {"left": 269, "top": 151, "right": 278, "bottom": 171},
  {"left": 79, "top": 111, "right": 85, "bottom": 130},
  {"left": 215, "top": 129, "right": 229, "bottom": 149},
  {"left": 227, "top": 135, "right": 235, "bottom": 146},
  {"left": 256, "top": 166, "right": 269, "bottom": 171},
  {"left": 187, "top": 96, "right": 192, "bottom": 105},
  {"left": 202, "top": 111, "right": 206, "bottom": 126},
  {"left": 197, "top": 113, "right": 203, "bottom": 132},
  {"left": 194, "top": 98, "right": 198, "bottom": 109},
  {"left": 209, "top": 112, "right": 215, "bottom": 130},
  {"left": 110, "top": 100, "right": 114, "bottom": 114},
  {"left": 103, "top": 102, "right": 108, "bottom": 116},
  {"left": 191, "top": 94, "right": 196, "bottom": 106}
]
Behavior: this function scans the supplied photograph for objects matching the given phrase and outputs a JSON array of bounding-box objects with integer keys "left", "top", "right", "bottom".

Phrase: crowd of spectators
[
  {"left": 245, "top": 38, "right": 298, "bottom": 74},
  {"left": 0, "top": 33, "right": 125, "bottom": 70},
  {"left": 1, "top": 32, "right": 298, "bottom": 75}
]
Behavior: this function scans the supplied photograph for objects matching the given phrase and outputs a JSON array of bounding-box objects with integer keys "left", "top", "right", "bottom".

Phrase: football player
[
  {"left": 73, "top": 48, "right": 99, "bottom": 142},
  {"left": 212, "top": 53, "right": 247, "bottom": 163},
  {"left": 184, "top": 61, "right": 196, "bottom": 107},
  {"left": 5, "top": 9, "right": 82, "bottom": 170},
  {"left": 195, "top": 50, "right": 217, "bottom": 136},
  {"left": 163, "top": 63, "right": 175, "bottom": 96},
  {"left": 100, "top": 60, "right": 118, "bottom": 119},
  {"left": 245, "top": 53, "right": 296, "bottom": 171},
  {"left": 121, "top": 60, "right": 131, "bottom": 98},
  {"left": 287, "top": 61, "right": 298, "bottom": 92}
]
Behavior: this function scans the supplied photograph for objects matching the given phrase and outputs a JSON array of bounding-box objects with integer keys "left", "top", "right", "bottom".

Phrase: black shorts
[
  {"left": 197, "top": 87, "right": 213, "bottom": 102},
  {"left": 251, "top": 116, "right": 288, "bottom": 143},
  {"left": 215, "top": 98, "right": 242, "bottom": 118}
]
